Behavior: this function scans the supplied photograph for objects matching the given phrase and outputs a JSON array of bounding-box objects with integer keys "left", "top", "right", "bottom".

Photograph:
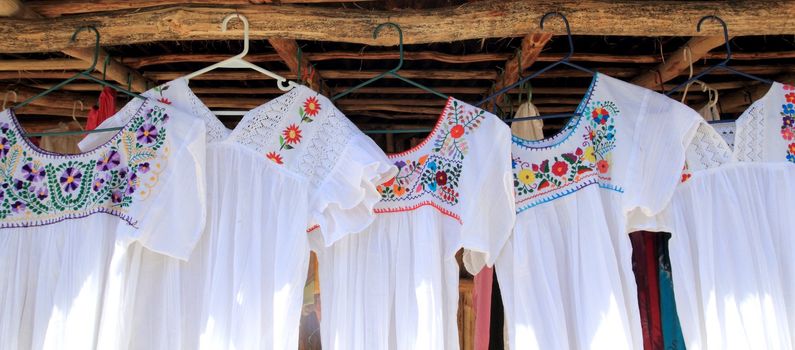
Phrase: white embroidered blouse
[{"left": 0, "top": 99, "right": 207, "bottom": 350}]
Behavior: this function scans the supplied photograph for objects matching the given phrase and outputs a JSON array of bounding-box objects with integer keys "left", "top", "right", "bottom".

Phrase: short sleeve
[
  {"left": 459, "top": 116, "right": 516, "bottom": 271},
  {"left": 116, "top": 103, "right": 207, "bottom": 260},
  {"left": 624, "top": 92, "right": 700, "bottom": 231},
  {"left": 309, "top": 133, "right": 396, "bottom": 247}
]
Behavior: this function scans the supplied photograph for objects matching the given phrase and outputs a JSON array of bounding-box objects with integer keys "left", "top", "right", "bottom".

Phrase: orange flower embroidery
[
  {"left": 282, "top": 124, "right": 302, "bottom": 144},
  {"left": 303, "top": 96, "right": 321, "bottom": 117},
  {"left": 597, "top": 159, "right": 610, "bottom": 174},
  {"left": 266, "top": 152, "right": 284, "bottom": 164}
]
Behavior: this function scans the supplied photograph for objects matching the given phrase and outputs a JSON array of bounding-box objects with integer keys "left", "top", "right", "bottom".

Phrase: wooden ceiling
[{"left": 1, "top": 0, "right": 794, "bottom": 151}]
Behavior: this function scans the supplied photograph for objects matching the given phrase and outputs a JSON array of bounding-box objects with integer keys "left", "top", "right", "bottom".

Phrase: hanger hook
[
  {"left": 540, "top": 12, "right": 574, "bottom": 62},
  {"left": 72, "top": 100, "right": 84, "bottom": 118},
  {"left": 373, "top": 22, "right": 404, "bottom": 72},
  {"left": 2, "top": 90, "right": 17, "bottom": 110},
  {"left": 222, "top": 13, "right": 250, "bottom": 57},
  {"left": 70, "top": 25, "right": 101, "bottom": 73},
  {"left": 697, "top": 15, "right": 731, "bottom": 63}
]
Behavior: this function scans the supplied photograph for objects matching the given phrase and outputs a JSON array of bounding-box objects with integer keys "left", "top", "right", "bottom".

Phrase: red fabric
[
  {"left": 472, "top": 267, "right": 493, "bottom": 350},
  {"left": 630, "top": 231, "right": 664, "bottom": 350},
  {"left": 85, "top": 86, "right": 117, "bottom": 131},
  {"left": 85, "top": 106, "right": 101, "bottom": 131}
]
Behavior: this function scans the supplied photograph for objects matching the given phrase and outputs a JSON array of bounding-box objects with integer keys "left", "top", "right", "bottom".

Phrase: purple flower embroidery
[
  {"left": 0, "top": 122, "right": 9, "bottom": 133},
  {"left": 91, "top": 173, "right": 108, "bottom": 192},
  {"left": 21, "top": 163, "right": 46, "bottom": 182},
  {"left": 13, "top": 179, "right": 25, "bottom": 191},
  {"left": 0, "top": 137, "right": 9, "bottom": 158},
  {"left": 125, "top": 171, "right": 138, "bottom": 195},
  {"left": 96, "top": 150, "right": 121, "bottom": 171},
  {"left": 138, "top": 162, "right": 150, "bottom": 173},
  {"left": 10, "top": 201, "right": 25, "bottom": 213},
  {"left": 136, "top": 124, "right": 158, "bottom": 144},
  {"left": 111, "top": 190, "right": 123, "bottom": 204},
  {"left": 118, "top": 166, "right": 129, "bottom": 179},
  {"left": 394, "top": 160, "right": 407, "bottom": 170},
  {"left": 0, "top": 190, "right": 4, "bottom": 201},
  {"left": 31, "top": 186, "right": 48, "bottom": 200},
  {"left": 59, "top": 167, "right": 82, "bottom": 193}
]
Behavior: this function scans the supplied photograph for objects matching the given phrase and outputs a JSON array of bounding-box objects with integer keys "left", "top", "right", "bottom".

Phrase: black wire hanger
[
  {"left": 478, "top": 12, "right": 596, "bottom": 123},
  {"left": 332, "top": 22, "right": 449, "bottom": 101},
  {"left": 666, "top": 15, "right": 773, "bottom": 97}
]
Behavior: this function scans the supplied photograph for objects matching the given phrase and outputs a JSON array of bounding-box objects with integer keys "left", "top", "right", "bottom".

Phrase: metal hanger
[
  {"left": 15, "top": 26, "right": 141, "bottom": 110},
  {"left": 479, "top": 12, "right": 596, "bottom": 123},
  {"left": 666, "top": 15, "right": 773, "bottom": 96},
  {"left": 13, "top": 26, "right": 143, "bottom": 137},
  {"left": 332, "top": 22, "right": 449, "bottom": 101}
]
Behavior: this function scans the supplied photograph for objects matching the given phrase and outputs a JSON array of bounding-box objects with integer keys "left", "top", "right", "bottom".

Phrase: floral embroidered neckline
[
  {"left": 779, "top": 83, "right": 795, "bottom": 163},
  {"left": 376, "top": 98, "right": 488, "bottom": 222},
  {"left": 0, "top": 99, "right": 171, "bottom": 228},
  {"left": 511, "top": 74, "right": 624, "bottom": 213}
]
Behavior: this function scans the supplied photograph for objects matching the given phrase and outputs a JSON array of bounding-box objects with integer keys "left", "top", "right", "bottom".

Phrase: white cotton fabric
[
  {"left": 661, "top": 81, "right": 795, "bottom": 349},
  {"left": 310, "top": 97, "right": 515, "bottom": 350},
  {"left": 663, "top": 162, "right": 795, "bottom": 350},
  {"left": 82, "top": 79, "right": 394, "bottom": 349},
  {"left": 500, "top": 73, "right": 701, "bottom": 350},
  {"left": 0, "top": 99, "right": 207, "bottom": 350}
]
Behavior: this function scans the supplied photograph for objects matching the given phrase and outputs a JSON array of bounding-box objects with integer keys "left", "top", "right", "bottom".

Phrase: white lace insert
[
  {"left": 685, "top": 122, "right": 735, "bottom": 171},
  {"left": 734, "top": 100, "right": 766, "bottom": 162},
  {"left": 711, "top": 122, "right": 736, "bottom": 149},
  {"left": 228, "top": 86, "right": 358, "bottom": 186}
]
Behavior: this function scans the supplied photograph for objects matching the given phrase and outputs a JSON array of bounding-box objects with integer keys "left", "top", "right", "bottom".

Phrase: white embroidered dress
[
  {"left": 0, "top": 99, "right": 207, "bottom": 350},
  {"left": 83, "top": 79, "right": 395, "bottom": 349},
  {"left": 665, "top": 81, "right": 795, "bottom": 349},
  {"left": 500, "top": 73, "right": 702, "bottom": 350},
  {"left": 310, "top": 97, "right": 515, "bottom": 350}
]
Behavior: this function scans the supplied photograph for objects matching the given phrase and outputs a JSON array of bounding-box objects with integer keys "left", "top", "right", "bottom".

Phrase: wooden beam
[
  {"left": 490, "top": 32, "right": 552, "bottom": 109},
  {"left": 2, "top": 1, "right": 794, "bottom": 53},
  {"left": 2, "top": 85, "right": 93, "bottom": 108},
  {"left": 719, "top": 74, "right": 795, "bottom": 113},
  {"left": 268, "top": 38, "right": 329, "bottom": 94},
  {"left": 0, "top": 58, "right": 87, "bottom": 71},
  {"left": 25, "top": 0, "right": 374, "bottom": 17},
  {"left": 631, "top": 35, "right": 727, "bottom": 89},
  {"left": 123, "top": 53, "right": 282, "bottom": 69},
  {"left": 142, "top": 69, "right": 500, "bottom": 81},
  {"left": 1, "top": 0, "right": 152, "bottom": 92}
]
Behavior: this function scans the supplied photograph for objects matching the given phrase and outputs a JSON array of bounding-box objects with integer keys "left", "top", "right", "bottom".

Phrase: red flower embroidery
[
  {"left": 266, "top": 152, "right": 284, "bottom": 164},
  {"left": 450, "top": 125, "right": 465, "bottom": 138},
  {"left": 303, "top": 96, "right": 321, "bottom": 117},
  {"left": 157, "top": 97, "right": 172, "bottom": 105},
  {"left": 435, "top": 171, "right": 448, "bottom": 186},
  {"left": 786, "top": 93, "right": 795, "bottom": 103},
  {"left": 681, "top": 172, "right": 692, "bottom": 183},
  {"left": 789, "top": 143, "right": 795, "bottom": 155},
  {"left": 282, "top": 124, "right": 302, "bottom": 144},
  {"left": 551, "top": 161, "right": 568, "bottom": 176},
  {"left": 782, "top": 128, "right": 794, "bottom": 141},
  {"left": 784, "top": 84, "right": 795, "bottom": 91},
  {"left": 382, "top": 177, "right": 396, "bottom": 187},
  {"left": 597, "top": 160, "right": 610, "bottom": 174}
]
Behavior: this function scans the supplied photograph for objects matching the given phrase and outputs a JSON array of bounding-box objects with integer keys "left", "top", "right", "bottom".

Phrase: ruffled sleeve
[
  {"left": 116, "top": 102, "right": 207, "bottom": 261},
  {"left": 459, "top": 114, "right": 516, "bottom": 272},
  {"left": 309, "top": 133, "right": 396, "bottom": 247}
]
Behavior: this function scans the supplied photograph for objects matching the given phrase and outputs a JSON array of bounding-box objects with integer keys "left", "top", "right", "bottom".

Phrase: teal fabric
[{"left": 658, "top": 233, "right": 686, "bottom": 350}]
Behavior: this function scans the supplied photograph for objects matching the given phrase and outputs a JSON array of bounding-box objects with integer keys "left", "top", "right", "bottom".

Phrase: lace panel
[
  {"left": 734, "top": 100, "right": 766, "bottom": 162},
  {"left": 229, "top": 86, "right": 358, "bottom": 186},
  {"left": 685, "top": 122, "right": 735, "bottom": 171}
]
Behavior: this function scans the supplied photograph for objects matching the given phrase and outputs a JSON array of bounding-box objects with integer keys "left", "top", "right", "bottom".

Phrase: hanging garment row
[{"left": 1, "top": 11, "right": 793, "bottom": 350}]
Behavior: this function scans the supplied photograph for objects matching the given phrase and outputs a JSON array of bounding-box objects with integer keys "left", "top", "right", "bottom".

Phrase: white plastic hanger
[{"left": 183, "top": 14, "right": 298, "bottom": 116}]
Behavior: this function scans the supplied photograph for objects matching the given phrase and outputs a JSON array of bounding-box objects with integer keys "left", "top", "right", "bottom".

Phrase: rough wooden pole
[
  {"left": 268, "top": 38, "right": 330, "bottom": 94},
  {"left": 719, "top": 73, "right": 795, "bottom": 113},
  {"left": 1, "top": 1, "right": 794, "bottom": 53},
  {"left": 488, "top": 32, "right": 552, "bottom": 110},
  {"left": 0, "top": 0, "right": 152, "bottom": 92},
  {"left": 631, "top": 35, "right": 727, "bottom": 89}
]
